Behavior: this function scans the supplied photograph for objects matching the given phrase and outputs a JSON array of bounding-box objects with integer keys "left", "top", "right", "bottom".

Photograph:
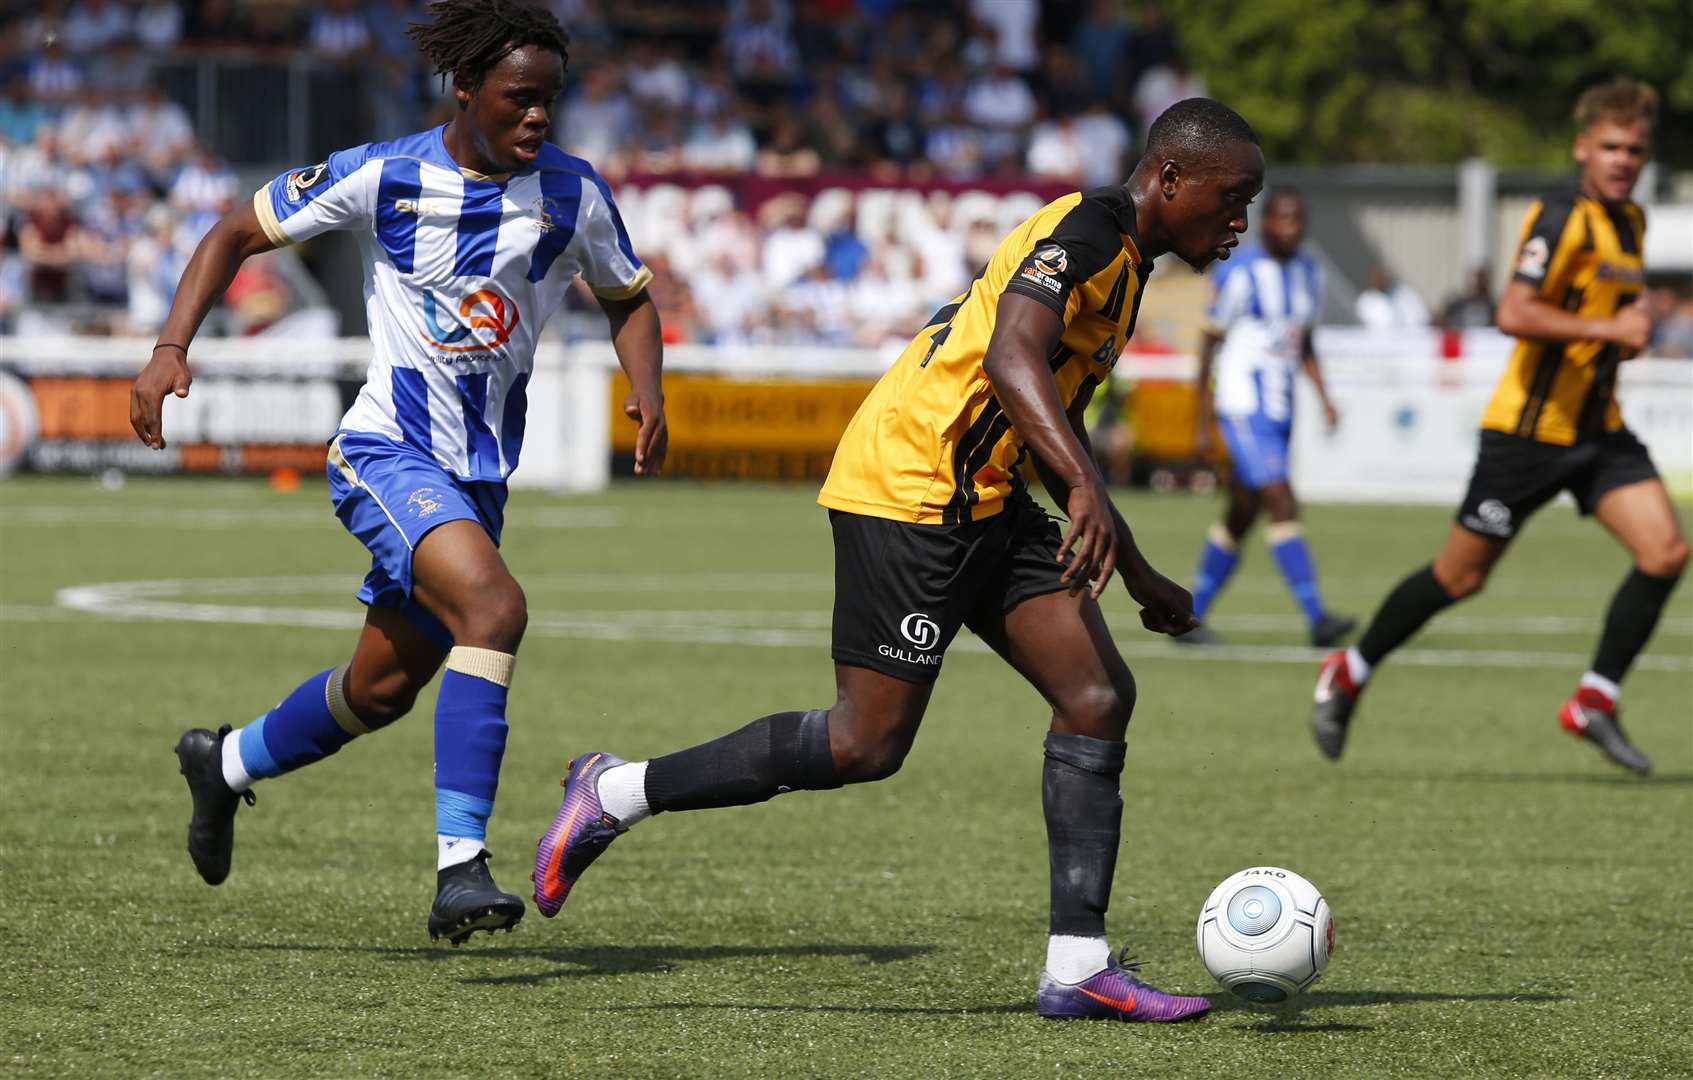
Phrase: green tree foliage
[{"left": 1165, "top": 0, "right": 1693, "bottom": 165}]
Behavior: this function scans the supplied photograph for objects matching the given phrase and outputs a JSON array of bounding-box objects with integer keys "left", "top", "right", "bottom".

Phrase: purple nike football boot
[
  {"left": 1036, "top": 950, "right": 1213, "bottom": 1022},
  {"left": 532, "top": 751, "right": 627, "bottom": 918}
]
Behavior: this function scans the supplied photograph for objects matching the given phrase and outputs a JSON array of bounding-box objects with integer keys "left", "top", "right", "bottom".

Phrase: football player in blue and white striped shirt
[
  {"left": 130, "top": 0, "right": 667, "bottom": 944},
  {"left": 1183, "top": 188, "right": 1353, "bottom": 648}
]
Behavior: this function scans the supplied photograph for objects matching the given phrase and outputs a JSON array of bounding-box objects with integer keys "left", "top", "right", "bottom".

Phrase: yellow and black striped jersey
[
  {"left": 819, "top": 186, "right": 1149, "bottom": 525},
  {"left": 1481, "top": 188, "right": 1646, "bottom": 445}
]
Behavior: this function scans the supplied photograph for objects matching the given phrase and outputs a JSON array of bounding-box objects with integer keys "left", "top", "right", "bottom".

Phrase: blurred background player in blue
[{"left": 1182, "top": 188, "right": 1353, "bottom": 646}]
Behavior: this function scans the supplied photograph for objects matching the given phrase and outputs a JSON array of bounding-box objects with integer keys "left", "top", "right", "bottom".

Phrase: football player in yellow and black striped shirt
[
  {"left": 531, "top": 100, "right": 1265, "bottom": 1022},
  {"left": 1312, "top": 78, "right": 1686, "bottom": 775}
]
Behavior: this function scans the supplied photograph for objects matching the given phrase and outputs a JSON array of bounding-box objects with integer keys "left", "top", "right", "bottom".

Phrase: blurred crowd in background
[{"left": 0, "top": 0, "right": 1690, "bottom": 355}]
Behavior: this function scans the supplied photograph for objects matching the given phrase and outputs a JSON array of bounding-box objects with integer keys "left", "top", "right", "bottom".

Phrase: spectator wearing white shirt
[
  {"left": 1132, "top": 61, "right": 1207, "bottom": 140},
  {"left": 129, "top": 85, "right": 196, "bottom": 183},
  {"left": 60, "top": 90, "right": 131, "bottom": 166},
  {"left": 1355, "top": 266, "right": 1430, "bottom": 329},
  {"left": 969, "top": 0, "right": 1040, "bottom": 72},
  {"left": 963, "top": 62, "right": 1037, "bottom": 170},
  {"left": 759, "top": 193, "right": 825, "bottom": 291},
  {"left": 1026, "top": 112, "right": 1087, "bottom": 184},
  {"left": 1074, "top": 100, "right": 1131, "bottom": 188},
  {"left": 627, "top": 41, "right": 692, "bottom": 113}
]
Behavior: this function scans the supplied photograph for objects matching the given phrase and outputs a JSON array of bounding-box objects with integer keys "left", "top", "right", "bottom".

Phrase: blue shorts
[
  {"left": 326, "top": 432, "right": 508, "bottom": 648},
  {"left": 1219, "top": 413, "right": 1292, "bottom": 490}
]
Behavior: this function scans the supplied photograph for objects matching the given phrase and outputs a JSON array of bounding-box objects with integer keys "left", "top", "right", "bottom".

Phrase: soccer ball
[{"left": 1196, "top": 866, "right": 1334, "bottom": 1003}]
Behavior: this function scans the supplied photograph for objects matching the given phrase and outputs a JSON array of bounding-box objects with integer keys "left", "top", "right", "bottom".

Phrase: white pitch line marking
[
  {"left": 37, "top": 577, "right": 1693, "bottom": 674},
  {"left": 2, "top": 506, "right": 622, "bottom": 530}
]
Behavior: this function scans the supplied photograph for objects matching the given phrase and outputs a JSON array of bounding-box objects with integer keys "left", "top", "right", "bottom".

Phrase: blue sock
[
  {"left": 434, "top": 648, "right": 515, "bottom": 853},
  {"left": 1268, "top": 524, "right": 1326, "bottom": 626},
  {"left": 234, "top": 667, "right": 365, "bottom": 784},
  {"left": 1191, "top": 525, "right": 1241, "bottom": 620}
]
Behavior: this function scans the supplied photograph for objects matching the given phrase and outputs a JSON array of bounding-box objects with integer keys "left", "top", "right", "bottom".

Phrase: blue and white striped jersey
[
  {"left": 1205, "top": 245, "right": 1322, "bottom": 424},
  {"left": 253, "top": 125, "right": 650, "bottom": 481}
]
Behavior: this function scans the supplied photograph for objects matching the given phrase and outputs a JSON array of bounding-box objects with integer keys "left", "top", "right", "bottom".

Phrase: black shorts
[
  {"left": 1456, "top": 428, "right": 1658, "bottom": 540},
  {"left": 830, "top": 492, "right": 1068, "bottom": 683}
]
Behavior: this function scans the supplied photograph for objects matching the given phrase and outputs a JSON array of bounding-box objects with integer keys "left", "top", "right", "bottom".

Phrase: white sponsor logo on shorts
[
  {"left": 878, "top": 612, "right": 944, "bottom": 666},
  {"left": 1462, "top": 498, "right": 1513, "bottom": 537}
]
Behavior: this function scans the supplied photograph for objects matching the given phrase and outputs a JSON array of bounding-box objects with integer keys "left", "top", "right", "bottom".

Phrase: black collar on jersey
[{"left": 1081, "top": 184, "right": 1147, "bottom": 273}]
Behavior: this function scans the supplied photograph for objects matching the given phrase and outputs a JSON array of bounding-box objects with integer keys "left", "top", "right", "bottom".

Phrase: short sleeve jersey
[
  {"left": 253, "top": 125, "right": 651, "bottom": 481},
  {"left": 1203, "top": 245, "right": 1323, "bottom": 424},
  {"left": 1480, "top": 187, "right": 1645, "bottom": 446},
  {"left": 819, "top": 186, "right": 1150, "bottom": 525}
]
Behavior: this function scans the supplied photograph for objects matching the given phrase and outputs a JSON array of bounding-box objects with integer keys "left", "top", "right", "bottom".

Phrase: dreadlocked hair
[{"left": 407, "top": 0, "right": 570, "bottom": 93}]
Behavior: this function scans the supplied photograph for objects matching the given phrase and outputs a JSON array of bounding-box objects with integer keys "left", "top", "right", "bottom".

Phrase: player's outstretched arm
[
  {"left": 1496, "top": 281, "right": 1651, "bottom": 354},
  {"left": 130, "top": 200, "right": 275, "bottom": 449},
  {"left": 598, "top": 288, "right": 667, "bottom": 476},
  {"left": 984, "top": 292, "right": 1118, "bottom": 596}
]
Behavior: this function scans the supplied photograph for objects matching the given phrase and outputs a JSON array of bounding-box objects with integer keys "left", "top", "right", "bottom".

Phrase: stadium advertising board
[
  {"left": 609, "top": 371, "right": 875, "bottom": 480},
  {"left": 0, "top": 339, "right": 363, "bottom": 478}
]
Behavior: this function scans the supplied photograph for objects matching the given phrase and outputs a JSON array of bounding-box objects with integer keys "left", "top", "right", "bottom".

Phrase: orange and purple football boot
[
  {"left": 532, "top": 751, "right": 628, "bottom": 917},
  {"left": 1036, "top": 951, "right": 1212, "bottom": 1023}
]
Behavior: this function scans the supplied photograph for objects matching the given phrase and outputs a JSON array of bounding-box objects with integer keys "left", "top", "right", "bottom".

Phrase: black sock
[
  {"left": 1043, "top": 732, "right": 1126, "bottom": 938},
  {"left": 644, "top": 709, "right": 839, "bottom": 813},
  {"left": 1357, "top": 565, "right": 1459, "bottom": 667},
  {"left": 1591, "top": 568, "right": 1683, "bottom": 683}
]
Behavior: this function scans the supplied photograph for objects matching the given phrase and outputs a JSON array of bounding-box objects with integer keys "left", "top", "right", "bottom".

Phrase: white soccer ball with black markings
[{"left": 1196, "top": 866, "right": 1334, "bottom": 1003}]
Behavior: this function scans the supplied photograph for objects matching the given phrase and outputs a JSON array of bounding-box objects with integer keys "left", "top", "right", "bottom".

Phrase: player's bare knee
[
  {"left": 1640, "top": 535, "right": 1689, "bottom": 578},
  {"left": 1436, "top": 564, "right": 1488, "bottom": 600},
  {"left": 344, "top": 668, "right": 420, "bottom": 729},
  {"left": 1262, "top": 484, "right": 1299, "bottom": 522},
  {"left": 1058, "top": 676, "right": 1135, "bottom": 739},
  {"left": 454, "top": 578, "right": 528, "bottom": 650},
  {"left": 830, "top": 727, "right": 910, "bottom": 782},
  {"left": 348, "top": 683, "right": 417, "bottom": 730}
]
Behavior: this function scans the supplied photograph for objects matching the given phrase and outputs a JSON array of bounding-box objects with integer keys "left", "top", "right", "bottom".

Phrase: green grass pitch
[{"left": 2, "top": 475, "right": 1689, "bottom": 1078}]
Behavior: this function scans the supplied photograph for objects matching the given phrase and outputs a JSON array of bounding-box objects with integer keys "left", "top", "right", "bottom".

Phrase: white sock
[
  {"left": 1045, "top": 934, "right": 1110, "bottom": 983},
  {"left": 437, "top": 835, "right": 484, "bottom": 870},
  {"left": 596, "top": 761, "right": 652, "bottom": 827},
  {"left": 221, "top": 730, "right": 253, "bottom": 793},
  {"left": 1579, "top": 672, "right": 1621, "bottom": 704},
  {"left": 1345, "top": 645, "right": 1372, "bottom": 686}
]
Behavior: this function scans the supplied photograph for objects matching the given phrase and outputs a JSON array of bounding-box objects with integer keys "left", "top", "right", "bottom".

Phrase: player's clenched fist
[{"left": 1126, "top": 561, "right": 1199, "bottom": 636}]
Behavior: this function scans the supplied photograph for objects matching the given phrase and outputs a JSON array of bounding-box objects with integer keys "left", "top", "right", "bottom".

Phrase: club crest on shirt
[
  {"left": 285, "top": 163, "right": 328, "bottom": 202},
  {"left": 1033, "top": 245, "right": 1068, "bottom": 277},
  {"left": 531, "top": 196, "right": 557, "bottom": 232},
  {"left": 1516, "top": 236, "right": 1549, "bottom": 280}
]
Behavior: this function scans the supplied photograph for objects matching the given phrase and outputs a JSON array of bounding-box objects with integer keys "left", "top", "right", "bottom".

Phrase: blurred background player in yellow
[{"left": 1310, "top": 78, "right": 1686, "bottom": 775}]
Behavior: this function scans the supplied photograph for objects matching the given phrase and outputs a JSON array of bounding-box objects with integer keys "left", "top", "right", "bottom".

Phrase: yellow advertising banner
[{"left": 610, "top": 372, "right": 875, "bottom": 479}]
